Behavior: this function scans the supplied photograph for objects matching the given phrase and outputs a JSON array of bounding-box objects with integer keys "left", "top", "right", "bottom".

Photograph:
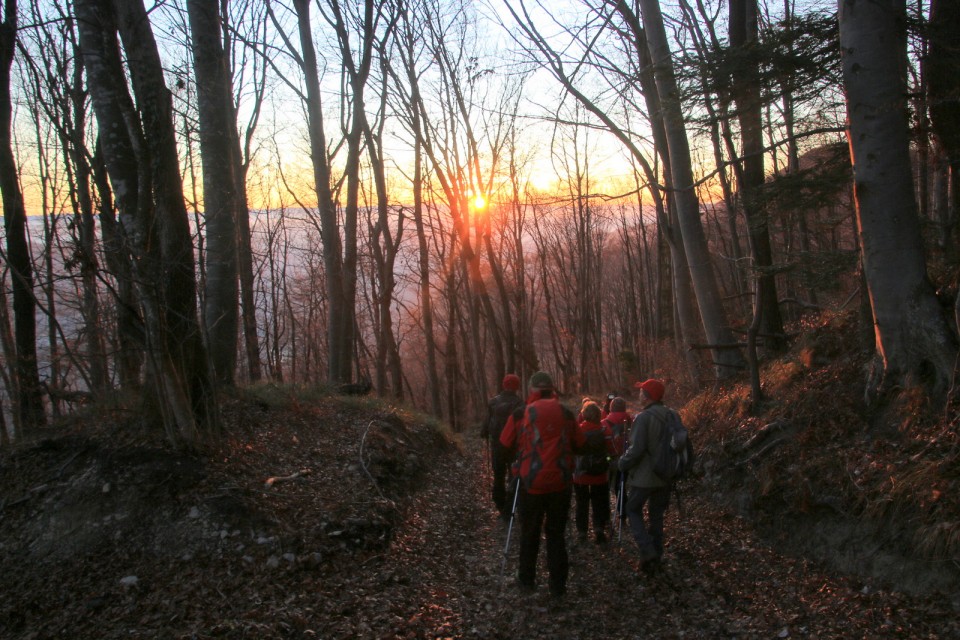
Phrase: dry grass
[{"left": 687, "top": 307, "right": 960, "bottom": 574}]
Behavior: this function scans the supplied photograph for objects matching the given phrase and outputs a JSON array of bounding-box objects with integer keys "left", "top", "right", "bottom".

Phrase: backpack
[
  {"left": 514, "top": 398, "right": 577, "bottom": 493},
  {"left": 603, "top": 416, "right": 631, "bottom": 457},
  {"left": 652, "top": 410, "right": 694, "bottom": 482},
  {"left": 488, "top": 392, "right": 523, "bottom": 440},
  {"left": 577, "top": 429, "right": 610, "bottom": 476}
]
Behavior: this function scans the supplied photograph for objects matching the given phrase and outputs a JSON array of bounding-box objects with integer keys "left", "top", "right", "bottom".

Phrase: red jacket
[
  {"left": 500, "top": 390, "right": 584, "bottom": 494},
  {"left": 573, "top": 418, "right": 616, "bottom": 486},
  {"left": 603, "top": 410, "right": 632, "bottom": 457}
]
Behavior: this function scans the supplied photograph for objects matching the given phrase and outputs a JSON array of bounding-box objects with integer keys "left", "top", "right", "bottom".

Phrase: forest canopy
[{"left": 0, "top": 0, "right": 956, "bottom": 446}]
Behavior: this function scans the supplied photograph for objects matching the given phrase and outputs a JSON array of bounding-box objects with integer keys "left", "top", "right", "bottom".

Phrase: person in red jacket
[
  {"left": 499, "top": 371, "right": 584, "bottom": 597},
  {"left": 573, "top": 402, "right": 616, "bottom": 544},
  {"left": 603, "top": 397, "right": 633, "bottom": 528}
]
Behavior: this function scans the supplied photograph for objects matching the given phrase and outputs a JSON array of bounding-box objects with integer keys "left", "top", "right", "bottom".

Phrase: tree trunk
[
  {"left": 729, "top": 0, "right": 786, "bottom": 352},
  {"left": 625, "top": 9, "right": 704, "bottom": 381},
  {"left": 928, "top": 0, "right": 960, "bottom": 173},
  {"left": 90, "top": 141, "right": 143, "bottom": 389},
  {"left": 223, "top": 6, "right": 263, "bottom": 384},
  {"left": 292, "top": 0, "right": 349, "bottom": 383},
  {"left": 189, "top": 0, "right": 240, "bottom": 385},
  {"left": 0, "top": 0, "right": 46, "bottom": 430},
  {"left": 840, "top": 0, "right": 958, "bottom": 399},
  {"left": 637, "top": 0, "right": 746, "bottom": 379},
  {"left": 76, "top": 0, "right": 217, "bottom": 444},
  {"left": 412, "top": 145, "right": 442, "bottom": 415},
  {"left": 41, "top": 212, "right": 61, "bottom": 419},
  {"left": 325, "top": 0, "right": 376, "bottom": 384},
  {"left": 69, "top": 48, "right": 110, "bottom": 396}
]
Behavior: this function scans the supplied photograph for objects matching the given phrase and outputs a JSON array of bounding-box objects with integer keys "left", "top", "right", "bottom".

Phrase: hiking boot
[
  {"left": 641, "top": 557, "right": 662, "bottom": 575},
  {"left": 638, "top": 545, "right": 657, "bottom": 566},
  {"left": 516, "top": 578, "right": 536, "bottom": 594},
  {"left": 549, "top": 583, "right": 566, "bottom": 598}
]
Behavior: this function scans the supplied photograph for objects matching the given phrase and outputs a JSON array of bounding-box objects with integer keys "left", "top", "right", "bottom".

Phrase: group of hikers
[{"left": 481, "top": 371, "right": 690, "bottom": 598}]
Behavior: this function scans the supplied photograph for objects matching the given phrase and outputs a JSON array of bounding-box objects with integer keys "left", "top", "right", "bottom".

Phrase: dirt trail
[
  {"left": 2, "top": 413, "right": 957, "bottom": 639},
  {"left": 339, "top": 438, "right": 959, "bottom": 639}
]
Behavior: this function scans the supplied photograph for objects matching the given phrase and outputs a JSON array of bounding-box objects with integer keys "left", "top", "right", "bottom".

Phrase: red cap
[
  {"left": 502, "top": 374, "right": 521, "bottom": 391},
  {"left": 634, "top": 378, "right": 665, "bottom": 402}
]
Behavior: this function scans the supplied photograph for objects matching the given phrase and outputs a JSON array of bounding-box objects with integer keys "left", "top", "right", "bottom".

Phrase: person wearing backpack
[
  {"left": 499, "top": 371, "right": 585, "bottom": 597},
  {"left": 573, "top": 402, "right": 616, "bottom": 545},
  {"left": 481, "top": 374, "right": 525, "bottom": 521},
  {"left": 600, "top": 392, "right": 616, "bottom": 419},
  {"left": 602, "top": 397, "right": 632, "bottom": 531},
  {"left": 617, "top": 378, "right": 677, "bottom": 573}
]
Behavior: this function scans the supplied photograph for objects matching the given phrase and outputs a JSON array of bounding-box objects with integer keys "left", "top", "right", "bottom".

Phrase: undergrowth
[{"left": 685, "top": 307, "right": 960, "bottom": 584}]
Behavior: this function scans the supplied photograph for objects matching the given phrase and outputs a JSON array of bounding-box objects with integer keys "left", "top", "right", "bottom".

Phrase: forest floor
[{"left": 1, "top": 382, "right": 958, "bottom": 639}]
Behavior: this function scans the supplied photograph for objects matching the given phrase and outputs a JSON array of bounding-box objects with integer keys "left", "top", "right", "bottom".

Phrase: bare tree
[
  {"left": 75, "top": 0, "right": 217, "bottom": 444},
  {"left": 729, "top": 0, "right": 786, "bottom": 352},
  {"left": 636, "top": 0, "right": 746, "bottom": 379},
  {"left": 928, "top": 0, "right": 960, "bottom": 248},
  {"left": 189, "top": 0, "right": 241, "bottom": 385},
  {"left": 0, "top": 0, "right": 45, "bottom": 430},
  {"left": 502, "top": 0, "right": 709, "bottom": 385},
  {"left": 16, "top": 2, "right": 111, "bottom": 399},
  {"left": 225, "top": 0, "right": 270, "bottom": 383},
  {"left": 839, "top": 0, "right": 958, "bottom": 399}
]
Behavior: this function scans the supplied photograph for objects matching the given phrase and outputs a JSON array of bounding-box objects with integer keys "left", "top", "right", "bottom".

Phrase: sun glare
[{"left": 472, "top": 194, "right": 487, "bottom": 210}]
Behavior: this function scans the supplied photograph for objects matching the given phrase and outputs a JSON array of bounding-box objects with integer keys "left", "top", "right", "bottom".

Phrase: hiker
[
  {"left": 573, "top": 401, "right": 615, "bottom": 545},
  {"left": 481, "top": 374, "right": 525, "bottom": 521},
  {"left": 601, "top": 393, "right": 615, "bottom": 419},
  {"left": 499, "top": 371, "right": 584, "bottom": 597},
  {"left": 602, "top": 397, "right": 632, "bottom": 529},
  {"left": 618, "top": 378, "right": 673, "bottom": 573},
  {"left": 576, "top": 396, "right": 593, "bottom": 422}
]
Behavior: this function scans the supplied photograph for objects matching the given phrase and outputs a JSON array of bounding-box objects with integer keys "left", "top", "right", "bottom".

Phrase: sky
[{"left": 2, "top": 0, "right": 848, "bottom": 218}]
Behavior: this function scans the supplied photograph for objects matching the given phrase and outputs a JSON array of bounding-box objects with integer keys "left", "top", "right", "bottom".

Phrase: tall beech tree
[
  {"left": 75, "top": 0, "right": 217, "bottom": 444},
  {"left": 839, "top": 0, "right": 958, "bottom": 399},
  {"left": 189, "top": 0, "right": 241, "bottom": 385},
  {"left": 636, "top": 0, "right": 746, "bottom": 379},
  {"left": 0, "top": 0, "right": 45, "bottom": 430},
  {"left": 729, "top": 0, "right": 786, "bottom": 352},
  {"left": 928, "top": 0, "right": 960, "bottom": 247}
]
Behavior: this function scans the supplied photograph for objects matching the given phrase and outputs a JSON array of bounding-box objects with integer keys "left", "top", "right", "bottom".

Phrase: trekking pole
[
  {"left": 616, "top": 472, "right": 626, "bottom": 544},
  {"left": 500, "top": 476, "right": 521, "bottom": 579}
]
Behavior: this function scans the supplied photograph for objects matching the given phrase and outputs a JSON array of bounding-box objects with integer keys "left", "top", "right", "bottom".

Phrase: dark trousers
[
  {"left": 517, "top": 486, "right": 572, "bottom": 594},
  {"left": 574, "top": 482, "right": 610, "bottom": 535},
  {"left": 625, "top": 485, "right": 671, "bottom": 559},
  {"left": 490, "top": 441, "right": 511, "bottom": 515},
  {"left": 610, "top": 470, "right": 628, "bottom": 521}
]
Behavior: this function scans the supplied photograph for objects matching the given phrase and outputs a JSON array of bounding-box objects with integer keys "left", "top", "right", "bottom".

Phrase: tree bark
[
  {"left": 928, "top": 0, "right": 960, "bottom": 175},
  {"left": 323, "top": 0, "right": 378, "bottom": 384},
  {"left": 0, "top": 0, "right": 46, "bottom": 430},
  {"left": 223, "top": 2, "right": 264, "bottom": 383},
  {"left": 729, "top": 0, "right": 786, "bottom": 352},
  {"left": 76, "top": 0, "right": 217, "bottom": 444},
  {"left": 68, "top": 41, "right": 110, "bottom": 396},
  {"left": 637, "top": 0, "right": 746, "bottom": 379},
  {"left": 290, "top": 0, "right": 349, "bottom": 383},
  {"left": 840, "top": 0, "right": 958, "bottom": 399},
  {"left": 189, "top": 0, "right": 240, "bottom": 385}
]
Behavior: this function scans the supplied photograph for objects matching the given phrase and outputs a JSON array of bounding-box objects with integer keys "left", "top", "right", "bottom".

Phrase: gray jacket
[{"left": 618, "top": 402, "right": 670, "bottom": 489}]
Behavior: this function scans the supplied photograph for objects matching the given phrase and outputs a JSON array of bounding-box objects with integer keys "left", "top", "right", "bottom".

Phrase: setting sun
[{"left": 472, "top": 194, "right": 487, "bottom": 210}]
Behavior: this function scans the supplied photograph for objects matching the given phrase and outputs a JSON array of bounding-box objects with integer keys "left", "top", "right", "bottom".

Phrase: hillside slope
[
  {"left": 1, "top": 334, "right": 958, "bottom": 638},
  {"left": 685, "top": 308, "right": 960, "bottom": 596}
]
